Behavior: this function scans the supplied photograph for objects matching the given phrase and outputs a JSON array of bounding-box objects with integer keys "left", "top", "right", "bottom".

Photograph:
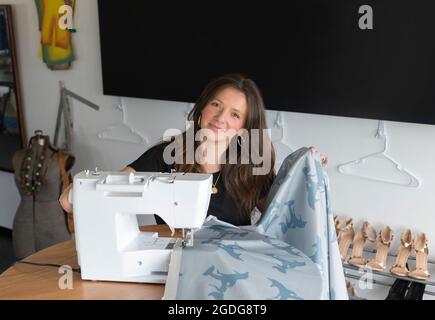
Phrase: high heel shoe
[
  {"left": 404, "top": 282, "right": 426, "bottom": 300},
  {"left": 390, "top": 229, "right": 413, "bottom": 277},
  {"left": 366, "top": 226, "right": 394, "bottom": 271},
  {"left": 338, "top": 218, "right": 354, "bottom": 262},
  {"left": 408, "top": 232, "right": 430, "bottom": 280},
  {"left": 385, "top": 279, "right": 411, "bottom": 300},
  {"left": 334, "top": 214, "right": 341, "bottom": 239},
  {"left": 348, "top": 221, "right": 376, "bottom": 267},
  {"left": 346, "top": 281, "right": 355, "bottom": 297}
]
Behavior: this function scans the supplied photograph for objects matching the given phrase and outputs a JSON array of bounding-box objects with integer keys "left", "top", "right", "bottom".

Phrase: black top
[{"left": 127, "top": 142, "right": 250, "bottom": 226}]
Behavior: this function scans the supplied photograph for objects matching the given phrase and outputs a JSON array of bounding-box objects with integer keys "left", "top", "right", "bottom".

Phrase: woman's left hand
[{"left": 309, "top": 146, "right": 328, "bottom": 168}]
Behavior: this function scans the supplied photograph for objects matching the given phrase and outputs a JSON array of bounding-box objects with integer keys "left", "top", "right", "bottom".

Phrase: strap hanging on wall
[
  {"left": 54, "top": 81, "right": 100, "bottom": 152},
  {"left": 337, "top": 121, "right": 421, "bottom": 188}
]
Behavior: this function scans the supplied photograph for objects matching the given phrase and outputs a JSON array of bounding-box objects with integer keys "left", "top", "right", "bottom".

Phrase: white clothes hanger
[
  {"left": 98, "top": 97, "right": 150, "bottom": 145},
  {"left": 185, "top": 103, "right": 194, "bottom": 121},
  {"left": 184, "top": 102, "right": 194, "bottom": 130},
  {"left": 270, "top": 111, "right": 294, "bottom": 171},
  {"left": 337, "top": 121, "right": 421, "bottom": 188},
  {"left": 270, "top": 111, "right": 292, "bottom": 146}
]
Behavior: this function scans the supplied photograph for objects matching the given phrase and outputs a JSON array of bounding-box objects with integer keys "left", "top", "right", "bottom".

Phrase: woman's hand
[
  {"left": 59, "top": 183, "right": 73, "bottom": 214},
  {"left": 309, "top": 146, "right": 328, "bottom": 168}
]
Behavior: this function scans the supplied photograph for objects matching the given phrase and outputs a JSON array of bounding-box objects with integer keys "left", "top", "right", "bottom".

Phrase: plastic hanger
[
  {"left": 337, "top": 121, "right": 421, "bottom": 188},
  {"left": 98, "top": 97, "right": 149, "bottom": 145},
  {"left": 185, "top": 102, "right": 194, "bottom": 121}
]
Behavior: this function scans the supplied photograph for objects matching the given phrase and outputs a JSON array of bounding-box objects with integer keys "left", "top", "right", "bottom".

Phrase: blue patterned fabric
[
  {"left": 173, "top": 147, "right": 347, "bottom": 300},
  {"left": 257, "top": 147, "right": 347, "bottom": 299}
]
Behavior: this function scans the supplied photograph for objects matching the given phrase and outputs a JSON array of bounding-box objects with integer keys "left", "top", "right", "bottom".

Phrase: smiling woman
[{"left": 0, "top": 5, "right": 26, "bottom": 172}]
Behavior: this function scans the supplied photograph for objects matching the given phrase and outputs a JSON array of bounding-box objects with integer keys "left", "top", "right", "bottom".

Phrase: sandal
[
  {"left": 334, "top": 214, "right": 341, "bottom": 239},
  {"left": 366, "top": 226, "right": 394, "bottom": 271},
  {"left": 338, "top": 218, "right": 354, "bottom": 262},
  {"left": 390, "top": 229, "right": 413, "bottom": 277},
  {"left": 348, "top": 222, "right": 376, "bottom": 267},
  {"left": 346, "top": 281, "right": 355, "bottom": 297},
  {"left": 408, "top": 232, "right": 430, "bottom": 280}
]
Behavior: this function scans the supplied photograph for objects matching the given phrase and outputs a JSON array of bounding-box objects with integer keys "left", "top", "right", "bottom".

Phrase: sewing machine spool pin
[{"left": 181, "top": 228, "right": 194, "bottom": 247}]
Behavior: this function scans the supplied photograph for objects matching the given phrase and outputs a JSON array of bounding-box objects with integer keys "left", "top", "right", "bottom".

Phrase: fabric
[
  {"left": 128, "top": 142, "right": 250, "bottom": 226},
  {"left": 173, "top": 217, "right": 323, "bottom": 300},
  {"left": 171, "top": 147, "right": 347, "bottom": 300},
  {"left": 256, "top": 147, "right": 347, "bottom": 299},
  {"left": 12, "top": 137, "right": 73, "bottom": 259}
]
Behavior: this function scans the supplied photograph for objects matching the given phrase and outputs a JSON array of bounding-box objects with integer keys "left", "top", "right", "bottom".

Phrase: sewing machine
[{"left": 71, "top": 170, "right": 212, "bottom": 283}]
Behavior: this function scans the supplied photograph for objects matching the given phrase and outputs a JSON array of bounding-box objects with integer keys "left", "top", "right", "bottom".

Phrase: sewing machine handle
[{"left": 95, "top": 173, "right": 148, "bottom": 193}]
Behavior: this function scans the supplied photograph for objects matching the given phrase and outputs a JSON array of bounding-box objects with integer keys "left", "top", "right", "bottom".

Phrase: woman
[{"left": 59, "top": 73, "right": 327, "bottom": 226}]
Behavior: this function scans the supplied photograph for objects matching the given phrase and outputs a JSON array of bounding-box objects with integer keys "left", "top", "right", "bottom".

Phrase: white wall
[{"left": 0, "top": 0, "right": 434, "bottom": 298}]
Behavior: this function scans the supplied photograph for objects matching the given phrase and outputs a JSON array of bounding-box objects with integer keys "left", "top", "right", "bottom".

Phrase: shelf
[
  {"left": 345, "top": 272, "right": 435, "bottom": 298},
  {"left": 343, "top": 263, "right": 435, "bottom": 287},
  {"left": 350, "top": 245, "right": 435, "bottom": 265}
]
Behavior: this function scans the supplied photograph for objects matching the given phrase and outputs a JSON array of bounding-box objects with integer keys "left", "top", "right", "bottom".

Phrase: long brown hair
[{"left": 175, "top": 73, "right": 276, "bottom": 218}]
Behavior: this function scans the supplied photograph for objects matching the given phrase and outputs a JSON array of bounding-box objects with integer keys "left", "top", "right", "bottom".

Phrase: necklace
[{"left": 211, "top": 171, "right": 221, "bottom": 194}]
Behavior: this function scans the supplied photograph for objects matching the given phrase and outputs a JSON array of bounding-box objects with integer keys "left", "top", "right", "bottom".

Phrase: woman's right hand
[{"left": 59, "top": 183, "right": 73, "bottom": 214}]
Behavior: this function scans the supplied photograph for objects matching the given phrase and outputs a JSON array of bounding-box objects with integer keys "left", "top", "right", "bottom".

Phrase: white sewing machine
[{"left": 71, "top": 170, "right": 212, "bottom": 283}]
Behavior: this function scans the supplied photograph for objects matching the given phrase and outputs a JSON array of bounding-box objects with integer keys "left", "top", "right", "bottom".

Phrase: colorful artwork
[{"left": 35, "top": 0, "right": 76, "bottom": 70}]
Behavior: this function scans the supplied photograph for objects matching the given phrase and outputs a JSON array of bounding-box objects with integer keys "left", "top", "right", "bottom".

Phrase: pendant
[{"left": 211, "top": 186, "right": 218, "bottom": 194}]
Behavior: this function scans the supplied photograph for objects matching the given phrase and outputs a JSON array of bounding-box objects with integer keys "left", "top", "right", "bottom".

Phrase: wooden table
[{"left": 0, "top": 225, "right": 178, "bottom": 300}]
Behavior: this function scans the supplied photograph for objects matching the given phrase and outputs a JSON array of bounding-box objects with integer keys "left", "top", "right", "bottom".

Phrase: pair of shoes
[
  {"left": 348, "top": 221, "right": 377, "bottom": 267},
  {"left": 366, "top": 226, "right": 394, "bottom": 272},
  {"left": 390, "top": 231, "right": 431, "bottom": 280},
  {"left": 385, "top": 278, "right": 426, "bottom": 300},
  {"left": 337, "top": 218, "right": 394, "bottom": 270}
]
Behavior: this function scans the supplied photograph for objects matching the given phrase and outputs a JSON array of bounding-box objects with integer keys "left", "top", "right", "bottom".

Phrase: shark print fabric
[{"left": 171, "top": 147, "right": 347, "bottom": 300}]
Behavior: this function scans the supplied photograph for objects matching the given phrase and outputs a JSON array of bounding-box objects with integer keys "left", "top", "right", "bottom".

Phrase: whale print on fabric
[
  {"left": 265, "top": 253, "right": 306, "bottom": 273},
  {"left": 203, "top": 265, "right": 249, "bottom": 300},
  {"left": 268, "top": 278, "right": 303, "bottom": 300}
]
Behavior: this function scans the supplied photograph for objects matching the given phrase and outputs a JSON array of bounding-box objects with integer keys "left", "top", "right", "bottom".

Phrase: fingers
[
  {"left": 310, "top": 146, "right": 328, "bottom": 167},
  {"left": 309, "top": 146, "right": 319, "bottom": 153}
]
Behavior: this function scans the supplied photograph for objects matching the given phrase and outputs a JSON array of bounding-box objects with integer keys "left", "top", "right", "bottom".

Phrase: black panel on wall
[{"left": 97, "top": 0, "right": 435, "bottom": 125}]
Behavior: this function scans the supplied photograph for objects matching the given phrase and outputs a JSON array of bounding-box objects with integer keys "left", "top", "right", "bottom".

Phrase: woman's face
[{"left": 199, "top": 87, "right": 248, "bottom": 142}]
